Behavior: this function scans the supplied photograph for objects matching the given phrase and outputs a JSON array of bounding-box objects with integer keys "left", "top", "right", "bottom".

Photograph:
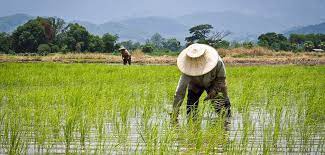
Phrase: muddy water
[{"left": 0, "top": 108, "right": 324, "bottom": 154}]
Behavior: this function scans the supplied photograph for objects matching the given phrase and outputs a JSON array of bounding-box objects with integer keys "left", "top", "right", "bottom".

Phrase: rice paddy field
[{"left": 0, "top": 62, "right": 324, "bottom": 154}]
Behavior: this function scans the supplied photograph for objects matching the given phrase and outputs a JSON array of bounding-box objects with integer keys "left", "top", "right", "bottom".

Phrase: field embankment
[{"left": 1, "top": 47, "right": 324, "bottom": 65}]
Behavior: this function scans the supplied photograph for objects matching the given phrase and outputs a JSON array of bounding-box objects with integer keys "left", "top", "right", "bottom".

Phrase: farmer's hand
[
  {"left": 169, "top": 112, "right": 179, "bottom": 126},
  {"left": 204, "top": 90, "right": 216, "bottom": 101}
]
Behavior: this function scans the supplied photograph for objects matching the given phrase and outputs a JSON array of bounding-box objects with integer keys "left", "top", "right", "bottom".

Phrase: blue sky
[{"left": 1, "top": 0, "right": 324, "bottom": 24}]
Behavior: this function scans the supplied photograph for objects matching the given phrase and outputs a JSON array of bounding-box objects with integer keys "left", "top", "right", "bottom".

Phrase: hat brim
[{"left": 177, "top": 45, "right": 219, "bottom": 76}]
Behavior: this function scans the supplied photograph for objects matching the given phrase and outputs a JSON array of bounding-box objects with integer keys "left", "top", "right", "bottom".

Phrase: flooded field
[{"left": 0, "top": 63, "right": 324, "bottom": 154}]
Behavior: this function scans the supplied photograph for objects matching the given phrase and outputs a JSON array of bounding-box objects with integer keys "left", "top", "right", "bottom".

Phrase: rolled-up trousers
[{"left": 187, "top": 80, "right": 231, "bottom": 118}]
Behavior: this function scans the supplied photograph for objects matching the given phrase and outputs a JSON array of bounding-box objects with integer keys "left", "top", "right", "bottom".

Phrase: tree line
[
  {"left": 0, "top": 17, "right": 182, "bottom": 55},
  {"left": 182, "top": 24, "right": 325, "bottom": 52},
  {"left": 0, "top": 18, "right": 324, "bottom": 55},
  {"left": 258, "top": 32, "right": 325, "bottom": 52}
]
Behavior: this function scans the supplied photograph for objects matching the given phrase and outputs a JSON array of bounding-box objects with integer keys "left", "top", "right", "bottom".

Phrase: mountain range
[
  {"left": 0, "top": 14, "right": 33, "bottom": 32},
  {"left": 1, "top": 13, "right": 324, "bottom": 43},
  {"left": 284, "top": 22, "right": 325, "bottom": 35}
]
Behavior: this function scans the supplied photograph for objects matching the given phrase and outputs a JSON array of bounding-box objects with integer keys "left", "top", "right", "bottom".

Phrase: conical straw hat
[
  {"left": 177, "top": 43, "right": 220, "bottom": 76},
  {"left": 118, "top": 46, "right": 126, "bottom": 51}
]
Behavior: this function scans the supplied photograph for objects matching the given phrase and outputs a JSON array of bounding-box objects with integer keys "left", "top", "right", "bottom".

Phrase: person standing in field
[
  {"left": 119, "top": 46, "right": 132, "bottom": 65},
  {"left": 171, "top": 43, "right": 231, "bottom": 123}
]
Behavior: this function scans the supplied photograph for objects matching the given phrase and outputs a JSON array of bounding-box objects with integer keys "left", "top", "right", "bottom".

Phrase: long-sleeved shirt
[
  {"left": 173, "top": 57, "right": 226, "bottom": 109},
  {"left": 121, "top": 50, "right": 131, "bottom": 59}
]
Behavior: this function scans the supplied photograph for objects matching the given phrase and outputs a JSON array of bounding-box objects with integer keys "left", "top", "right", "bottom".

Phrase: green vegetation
[
  {"left": 258, "top": 32, "right": 325, "bottom": 52},
  {"left": 146, "top": 33, "right": 181, "bottom": 52},
  {"left": 0, "top": 17, "right": 182, "bottom": 54},
  {"left": 0, "top": 32, "right": 11, "bottom": 53},
  {"left": 0, "top": 63, "right": 324, "bottom": 154},
  {"left": 142, "top": 43, "right": 155, "bottom": 53},
  {"left": 185, "top": 24, "right": 230, "bottom": 48},
  {"left": 1, "top": 16, "right": 324, "bottom": 55}
]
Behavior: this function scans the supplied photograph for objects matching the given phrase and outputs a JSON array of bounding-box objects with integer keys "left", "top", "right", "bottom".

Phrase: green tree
[
  {"left": 243, "top": 41, "right": 254, "bottom": 49},
  {"left": 163, "top": 38, "right": 181, "bottom": 51},
  {"left": 289, "top": 33, "right": 325, "bottom": 51},
  {"left": 258, "top": 32, "right": 290, "bottom": 51},
  {"left": 212, "top": 40, "right": 230, "bottom": 49},
  {"left": 102, "top": 33, "right": 118, "bottom": 52},
  {"left": 0, "top": 32, "right": 11, "bottom": 53},
  {"left": 258, "top": 32, "right": 287, "bottom": 47},
  {"left": 320, "top": 42, "right": 325, "bottom": 50},
  {"left": 305, "top": 34, "right": 321, "bottom": 45},
  {"left": 48, "top": 17, "right": 69, "bottom": 45},
  {"left": 185, "top": 24, "right": 213, "bottom": 45},
  {"left": 271, "top": 42, "right": 281, "bottom": 51},
  {"left": 142, "top": 43, "right": 154, "bottom": 53},
  {"left": 88, "top": 35, "right": 104, "bottom": 52},
  {"left": 11, "top": 17, "right": 47, "bottom": 53},
  {"left": 51, "top": 45, "right": 60, "bottom": 53},
  {"left": 279, "top": 41, "right": 293, "bottom": 51},
  {"left": 37, "top": 44, "right": 51, "bottom": 55},
  {"left": 38, "top": 17, "right": 55, "bottom": 43},
  {"left": 75, "top": 42, "right": 84, "bottom": 52},
  {"left": 304, "top": 41, "right": 314, "bottom": 51},
  {"left": 65, "top": 23, "right": 90, "bottom": 52},
  {"left": 289, "top": 34, "right": 305, "bottom": 45},
  {"left": 11, "top": 17, "right": 70, "bottom": 53},
  {"left": 185, "top": 24, "right": 231, "bottom": 47},
  {"left": 150, "top": 33, "right": 165, "bottom": 49}
]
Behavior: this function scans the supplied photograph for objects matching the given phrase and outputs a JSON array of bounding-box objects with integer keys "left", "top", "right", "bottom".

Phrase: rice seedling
[{"left": 0, "top": 62, "right": 324, "bottom": 154}]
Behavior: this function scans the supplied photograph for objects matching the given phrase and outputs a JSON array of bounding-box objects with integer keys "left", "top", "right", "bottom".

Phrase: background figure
[{"left": 119, "top": 46, "right": 131, "bottom": 65}]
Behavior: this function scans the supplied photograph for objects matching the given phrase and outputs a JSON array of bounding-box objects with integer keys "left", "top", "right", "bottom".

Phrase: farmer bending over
[
  {"left": 119, "top": 46, "right": 131, "bottom": 65},
  {"left": 171, "top": 43, "right": 231, "bottom": 123}
]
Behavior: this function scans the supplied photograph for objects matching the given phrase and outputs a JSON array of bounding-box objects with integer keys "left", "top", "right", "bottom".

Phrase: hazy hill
[
  {"left": 284, "top": 22, "right": 325, "bottom": 35},
  {"left": 0, "top": 14, "right": 33, "bottom": 32},
  {"left": 1, "top": 13, "right": 324, "bottom": 42},
  {"left": 75, "top": 17, "right": 188, "bottom": 42},
  {"left": 119, "top": 17, "right": 187, "bottom": 36},
  {"left": 178, "top": 11, "right": 287, "bottom": 33},
  {"left": 177, "top": 11, "right": 295, "bottom": 41},
  {"left": 118, "top": 17, "right": 188, "bottom": 42}
]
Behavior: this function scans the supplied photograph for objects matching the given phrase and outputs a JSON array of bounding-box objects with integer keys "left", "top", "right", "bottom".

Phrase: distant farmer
[
  {"left": 171, "top": 43, "right": 231, "bottom": 123},
  {"left": 119, "top": 46, "right": 131, "bottom": 65}
]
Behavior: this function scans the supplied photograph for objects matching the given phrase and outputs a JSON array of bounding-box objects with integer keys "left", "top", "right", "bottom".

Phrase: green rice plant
[
  {"left": 0, "top": 63, "right": 324, "bottom": 154},
  {"left": 272, "top": 106, "right": 282, "bottom": 149},
  {"left": 78, "top": 112, "right": 90, "bottom": 150},
  {"left": 2, "top": 113, "right": 26, "bottom": 155},
  {"left": 62, "top": 108, "right": 78, "bottom": 154},
  {"left": 143, "top": 124, "right": 159, "bottom": 154}
]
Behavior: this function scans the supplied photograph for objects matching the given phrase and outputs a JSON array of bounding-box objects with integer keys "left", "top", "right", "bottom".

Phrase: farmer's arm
[
  {"left": 171, "top": 74, "right": 189, "bottom": 121},
  {"left": 205, "top": 58, "right": 227, "bottom": 100},
  {"left": 215, "top": 61, "right": 227, "bottom": 97},
  {"left": 216, "top": 57, "right": 226, "bottom": 78}
]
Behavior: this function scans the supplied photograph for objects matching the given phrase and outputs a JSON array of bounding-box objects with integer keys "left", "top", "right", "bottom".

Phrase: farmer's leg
[
  {"left": 128, "top": 57, "right": 131, "bottom": 65},
  {"left": 187, "top": 87, "right": 204, "bottom": 119}
]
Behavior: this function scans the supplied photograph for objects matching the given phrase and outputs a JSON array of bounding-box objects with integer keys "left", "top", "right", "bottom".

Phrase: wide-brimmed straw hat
[
  {"left": 177, "top": 43, "right": 220, "bottom": 76},
  {"left": 118, "top": 46, "right": 126, "bottom": 51}
]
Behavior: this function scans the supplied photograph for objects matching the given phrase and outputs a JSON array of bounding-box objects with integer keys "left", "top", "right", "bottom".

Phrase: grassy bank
[{"left": 1, "top": 47, "right": 324, "bottom": 65}]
